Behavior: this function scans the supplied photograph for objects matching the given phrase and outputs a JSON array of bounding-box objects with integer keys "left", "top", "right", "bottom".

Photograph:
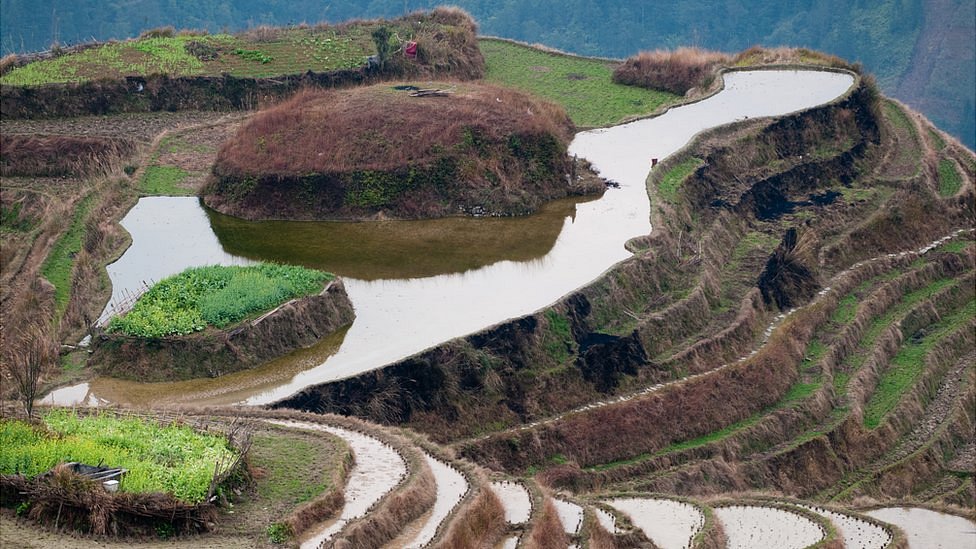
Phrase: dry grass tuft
[
  {"left": 0, "top": 135, "right": 135, "bottom": 177},
  {"left": 435, "top": 486, "right": 506, "bottom": 548},
  {"left": 613, "top": 48, "right": 730, "bottom": 95},
  {"left": 526, "top": 497, "right": 571, "bottom": 548},
  {"left": 733, "top": 45, "right": 860, "bottom": 73}
]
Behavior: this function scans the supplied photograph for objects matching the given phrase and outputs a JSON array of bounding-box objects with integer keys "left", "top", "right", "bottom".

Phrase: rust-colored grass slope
[{"left": 207, "top": 81, "right": 590, "bottom": 220}]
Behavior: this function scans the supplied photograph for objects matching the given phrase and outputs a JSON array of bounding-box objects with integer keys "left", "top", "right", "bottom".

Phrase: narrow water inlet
[
  {"left": 263, "top": 420, "right": 406, "bottom": 549},
  {"left": 45, "top": 70, "right": 855, "bottom": 408}
]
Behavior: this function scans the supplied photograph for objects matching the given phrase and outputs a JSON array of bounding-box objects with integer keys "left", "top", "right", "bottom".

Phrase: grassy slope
[{"left": 480, "top": 38, "right": 680, "bottom": 128}]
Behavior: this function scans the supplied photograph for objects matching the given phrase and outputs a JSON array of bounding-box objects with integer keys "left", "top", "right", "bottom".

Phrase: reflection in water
[
  {"left": 47, "top": 327, "right": 348, "bottom": 408},
  {"left": 206, "top": 196, "right": 595, "bottom": 281},
  {"left": 47, "top": 70, "right": 855, "bottom": 408}
]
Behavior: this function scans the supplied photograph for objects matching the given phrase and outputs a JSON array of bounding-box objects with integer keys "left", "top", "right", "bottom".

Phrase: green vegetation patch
[
  {"left": 0, "top": 201, "right": 35, "bottom": 232},
  {"left": 0, "top": 29, "right": 371, "bottom": 85},
  {"left": 480, "top": 38, "right": 680, "bottom": 127},
  {"left": 656, "top": 157, "right": 704, "bottom": 203},
  {"left": 831, "top": 295, "right": 858, "bottom": 324},
  {"left": 937, "top": 159, "right": 963, "bottom": 197},
  {"left": 40, "top": 194, "right": 93, "bottom": 315},
  {"left": 863, "top": 299, "right": 975, "bottom": 429},
  {"left": 108, "top": 263, "right": 331, "bottom": 337},
  {"left": 0, "top": 410, "right": 239, "bottom": 503},
  {"left": 250, "top": 432, "right": 336, "bottom": 504},
  {"left": 140, "top": 165, "right": 191, "bottom": 195}
]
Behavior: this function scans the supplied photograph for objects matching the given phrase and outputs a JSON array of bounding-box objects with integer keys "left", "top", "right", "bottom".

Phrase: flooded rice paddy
[
  {"left": 800, "top": 504, "right": 891, "bottom": 549},
  {"left": 865, "top": 507, "right": 976, "bottom": 549},
  {"left": 606, "top": 498, "right": 702, "bottom": 549},
  {"left": 553, "top": 498, "right": 584, "bottom": 535},
  {"left": 399, "top": 454, "right": 468, "bottom": 548},
  {"left": 714, "top": 505, "right": 824, "bottom": 549},
  {"left": 46, "top": 70, "right": 855, "bottom": 407},
  {"left": 490, "top": 481, "right": 533, "bottom": 524}
]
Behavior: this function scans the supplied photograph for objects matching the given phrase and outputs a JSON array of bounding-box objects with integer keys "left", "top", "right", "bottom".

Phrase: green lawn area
[
  {"left": 140, "top": 165, "right": 192, "bottom": 195},
  {"left": 0, "top": 410, "right": 239, "bottom": 503},
  {"left": 655, "top": 157, "right": 704, "bottom": 202},
  {"left": 480, "top": 38, "right": 680, "bottom": 128}
]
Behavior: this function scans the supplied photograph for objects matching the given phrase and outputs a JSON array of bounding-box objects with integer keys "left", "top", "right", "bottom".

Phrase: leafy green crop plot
[
  {"left": 108, "top": 263, "right": 331, "bottom": 337},
  {"left": 0, "top": 410, "right": 239, "bottom": 503},
  {"left": 480, "top": 38, "right": 679, "bottom": 128}
]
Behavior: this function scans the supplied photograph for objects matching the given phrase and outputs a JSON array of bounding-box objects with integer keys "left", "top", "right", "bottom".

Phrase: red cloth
[{"left": 405, "top": 41, "right": 418, "bottom": 59}]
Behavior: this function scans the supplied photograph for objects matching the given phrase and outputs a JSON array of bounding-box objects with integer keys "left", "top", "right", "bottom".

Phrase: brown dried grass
[
  {"left": 0, "top": 134, "right": 135, "bottom": 177},
  {"left": 215, "top": 82, "right": 571, "bottom": 177},
  {"left": 526, "top": 497, "right": 570, "bottom": 549},
  {"left": 434, "top": 486, "right": 506, "bottom": 548},
  {"left": 613, "top": 48, "right": 730, "bottom": 95},
  {"left": 1, "top": 469, "right": 218, "bottom": 536}
]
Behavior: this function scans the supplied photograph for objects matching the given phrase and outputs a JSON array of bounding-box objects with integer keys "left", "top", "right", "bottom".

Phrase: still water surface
[{"left": 46, "top": 69, "right": 854, "bottom": 407}]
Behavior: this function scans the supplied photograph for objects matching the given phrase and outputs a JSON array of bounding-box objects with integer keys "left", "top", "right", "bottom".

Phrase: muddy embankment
[
  {"left": 89, "top": 280, "right": 354, "bottom": 381},
  {"left": 273, "top": 78, "right": 908, "bottom": 442}
]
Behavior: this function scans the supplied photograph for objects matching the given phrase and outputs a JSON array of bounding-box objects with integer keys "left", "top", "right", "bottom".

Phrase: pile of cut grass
[
  {"left": 0, "top": 410, "right": 238, "bottom": 504},
  {"left": 480, "top": 38, "right": 679, "bottom": 128},
  {"left": 108, "top": 263, "right": 331, "bottom": 338}
]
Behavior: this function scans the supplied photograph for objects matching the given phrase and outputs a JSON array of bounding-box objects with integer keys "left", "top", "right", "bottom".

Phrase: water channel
[{"left": 46, "top": 69, "right": 855, "bottom": 407}]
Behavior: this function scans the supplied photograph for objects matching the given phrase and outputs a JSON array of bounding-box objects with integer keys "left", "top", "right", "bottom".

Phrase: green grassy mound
[
  {"left": 0, "top": 410, "right": 239, "bottom": 504},
  {"left": 108, "top": 263, "right": 331, "bottom": 337}
]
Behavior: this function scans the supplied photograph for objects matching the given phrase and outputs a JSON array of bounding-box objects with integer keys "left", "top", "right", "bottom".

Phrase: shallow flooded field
[
  {"left": 866, "top": 507, "right": 976, "bottom": 549},
  {"left": 714, "top": 505, "right": 824, "bottom": 549},
  {"left": 606, "top": 498, "right": 702, "bottom": 549}
]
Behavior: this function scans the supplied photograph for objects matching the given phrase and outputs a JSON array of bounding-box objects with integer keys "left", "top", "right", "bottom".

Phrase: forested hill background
[{"left": 2, "top": 0, "right": 973, "bottom": 148}]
